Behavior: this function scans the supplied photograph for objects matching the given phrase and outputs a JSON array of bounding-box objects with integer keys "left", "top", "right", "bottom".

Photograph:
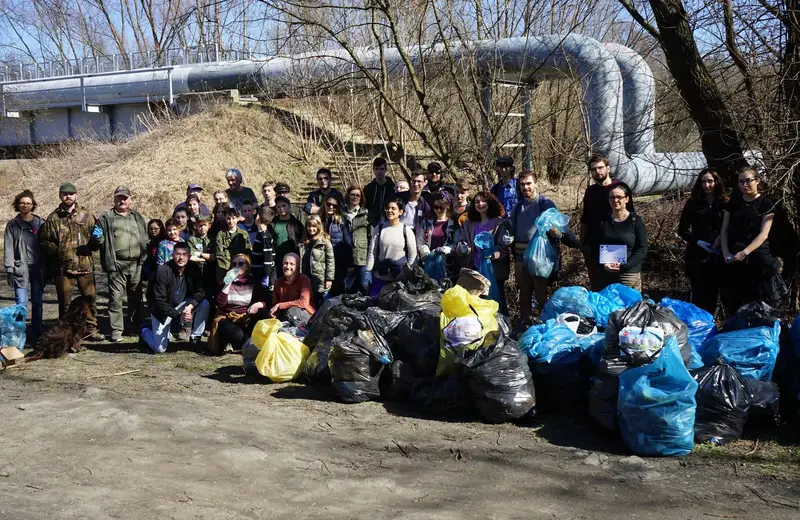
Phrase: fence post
[{"left": 80, "top": 76, "right": 86, "bottom": 112}]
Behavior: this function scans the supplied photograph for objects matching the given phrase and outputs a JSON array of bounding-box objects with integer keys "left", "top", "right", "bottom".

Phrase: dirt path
[{"left": 1, "top": 273, "right": 799, "bottom": 519}]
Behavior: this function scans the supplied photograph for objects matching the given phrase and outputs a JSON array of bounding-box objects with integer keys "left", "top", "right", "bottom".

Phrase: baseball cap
[
  {"left": 114, "top": 186, "right": 132, "bottom": 198},
  {"left": 194, "top": 213, "right": 212, "bottom": 222},
  {"left": 427, "top": 162, "right": 443, "bottom": 173},
  {"left": 495, "top": 156, "right": 514, "bottom": 167},
  {"left": 275, "top": 182, "right": 291, "bottom": 194},
  {"left": 187, "top": 183, "right": 203, "bottom": 192},
  {"left": 59, "top": 182, "right": 77, "bottom": 194}
]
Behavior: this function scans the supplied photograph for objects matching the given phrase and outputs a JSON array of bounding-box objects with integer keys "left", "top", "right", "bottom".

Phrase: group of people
[{"left": 4, "top": 154, "right": 787, "bottom": 354}]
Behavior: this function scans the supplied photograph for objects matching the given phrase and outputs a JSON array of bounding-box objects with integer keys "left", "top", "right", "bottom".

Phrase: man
[
  {"left": 305, "top": 168, "right": 343, "bottom": 215},
  {"left": 275, "top": 182, "right": 307, "bottom": 225},
  {"left": 98, "top": 186, "right": 148, "bottom": 342},
  {"left": 260, "top": 180, "right": 276, "bottom": 213},
  {"left": 506, "top": 171, "right": 580, "bottom": 319},
  {"left": 142, "top": 242, "right": 209, "bottom": 353},
  {"left": 224, "top": 168, "right": 258, "bottom": 210},
  {"left": 425, "top": 162, "right": 455, "bottom": 198},
  {"left": 490, "top": 155, "right": 519, "bottom": 216},
  {"left": 269, "top": 253, "right": 315, "bottom": 321},
  {"left": 394, "top": 180, "right": 409, "bottom": 193},
  {"left": 363, "top": 157, "right": 395, "bottom": 227},
  {"left": 399, "top": 170, "right": 430, "bottom": 231},
  {"left": 454, "top": 177, "right": 472, "bottom": 224},
  {"left": 174, "top": 184, "right": 210, "bottom": 215},
  {"left": 39, "top": 182, "right": 103, "bottom": 340}
]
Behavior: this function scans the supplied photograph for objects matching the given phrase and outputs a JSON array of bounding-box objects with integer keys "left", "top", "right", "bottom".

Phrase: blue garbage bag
[
  {"left": 659, "top": 297, "right": 716, "bottom": 361},
  {"left": 587, "top": 292, "right": 616, "bottom": 327},
  {"left": 0, "top": 304, "right": 27, "bottom": 351},
  {"left": 701, "top": 322, "right": 780, "bottom": 381},
  {"left": 423, "top": 252, "right": 447, "bottom": 282},
  {"left": 618, "top": 337, "right": 698, "bottom": 456},
  {"left": 541, "top": 287, "right": 594, "bottom": 321},
  {"left": 523, "top": 208, "right": 569, "bottom": 278},
  {"left": 518, "top": 321, "right": 577, "bottom": 362},
  {"left": 474, "top": 231, "right": 501, "bottom": 304},
  {"left": 599, "top": 283, "right": 642, "bottom": 308}
]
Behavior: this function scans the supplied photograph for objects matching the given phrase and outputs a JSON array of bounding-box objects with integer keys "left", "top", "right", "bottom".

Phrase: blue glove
[
  {"left": 361, "top": 268, "right": 372, "bottom": 290},
  {"left": 223, "top": 268, "right": 238, "bottom": 285},
  {"left": 91, "top": 224, "right": 103, "bottom": 240},
  {"left": 261, "top": 275, "right": 270, "bottom": 287}
]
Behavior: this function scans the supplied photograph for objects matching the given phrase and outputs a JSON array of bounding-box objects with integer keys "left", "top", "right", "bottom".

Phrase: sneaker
[
  {"left": 177, "top": 328, "right": 191, "bottom": 342},
  {"left": 224, "top": 343, "right": 234, "bottom": 354},
  {"left": 108, "top": 335, "right": 124, "bottom": 343},
  {"left": 189, "top": 336, "right": 202, "bottom": 349},
  {"left": 85, "top": 331, "right": 104, "bottom": 342}
]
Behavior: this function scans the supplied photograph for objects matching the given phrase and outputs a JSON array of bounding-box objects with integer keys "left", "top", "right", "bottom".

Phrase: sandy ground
[{"left": 1, "top": 272, "right": 799, "bottom": 520}]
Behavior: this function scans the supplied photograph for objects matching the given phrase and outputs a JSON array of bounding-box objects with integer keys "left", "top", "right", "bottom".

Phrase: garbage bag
[
  {"left": 523, "top": 208, "right": 569, "bottom": 278},
  {"left": 380, "top": 360, "right": 417, "bottom": 401},
  {"left": 721, "top": 301, "right": 781, "bottom": 332},
  {"left": 692, "top": 363, "right": 751, "bottom": 444},
  {"left": 659, "top": 297, "right": 715, "bottom": 354},
  {"left": 701, "top": 322, "right": 780, "bottom": 381},
  {"left": 364, "top": 307, "right": 407, "bottom": 340},
  {"left": 392, "top": 308, "right": 441, "bottom": 377},
  {"left": 423, "top": 252, "right": 448, "bottom": 282},
  {"left": 410, "top": 376, "right": 474, "bottom": 416},
  {"left": 329, "top": 330, "right": 387, "bottom": 403},
  {"left": 458, "top": 331, "right": 536, "bottom": 423},
  {"left": 303, "top": 296, "right": 370, "bottom": 348},
  {"left": 605, "top": 300, "right": 691, "bottom": 367},
  {"left": 598, "top": 283, "right": 642, "bottom": 309},
  {"left": 509, "top": 315, "right": 542, "bottom": 341},
  {"left": 0, "top": 304, "right": 26, "bottom": 350},
  {"left": 618, "top": 338, "right": 698, "bottom": 456},
  {"left": 437, "top": 285, "right": 500, "bottom": 376},
  {"left": 301, "top": 340, "right": 333, "bottom": 385},
  {"left": 588, "top": 356, "right": 630, "bottom": 431},
  {"left": 744, "top": 379, "right": 781, "bottom": 428},
  {"left": 555, "top": 313, "right": 598, "bottom": 335},
  {"left": 474, "top": 231, "right": 502, "bottom": 304},
  {"left": 541, "top": 287, "right": 595, "bottom": 321},
  {"left": 252, "top": 319, "right": 311, "bottom": 382},
  {"left": 376, "top": 269, "right": 442, "bottom": 311},
  {"left": 541, "top": 284, "right": 640, "bottom": 328}
]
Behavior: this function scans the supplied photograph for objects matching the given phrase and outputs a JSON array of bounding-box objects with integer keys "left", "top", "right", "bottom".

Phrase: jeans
[
  {"left": 14, "top": 265, "right": 43, "bottom": 340},
  {"left": 142, "top": 299, "right": 210, "bottom": 354},
  {"left": 107, "top": 260, "right": 143, "bottom": 339}
]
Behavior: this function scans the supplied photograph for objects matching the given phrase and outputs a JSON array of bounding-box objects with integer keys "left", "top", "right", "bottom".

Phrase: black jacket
[
  {"left": 147, "top": 260, "right": 205, "bottom": 324},
  {"left": 252, "top": 228, "right": 278, "bottom": 283}
]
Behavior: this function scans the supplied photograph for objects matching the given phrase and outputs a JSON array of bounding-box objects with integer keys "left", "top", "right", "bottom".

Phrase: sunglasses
[
  {"left": 609, "top": 195, "right": 627, "bottom": 201},
  {"left": 232, "top": 261, "right": 247, "bottom": 267},
  {"left": 739, "top": 178, "right": 756, "bottom": 186},
  {"left": 326, "top": 202, "right": 339, "bottom": 208}
]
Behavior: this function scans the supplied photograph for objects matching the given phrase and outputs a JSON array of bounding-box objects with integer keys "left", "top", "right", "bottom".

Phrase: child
[
  {"left": 213, "top": 190, "right": 229, "bottom": 206},
  {"left": 302, "top": 215, "right": 335, "bottom": 308},
  {"left": 143, "top": 218, "right": 165, "bottom": 282},
  {"left": 173, "top": 208, "right": 191, "bottom": 241},
  {"left": 252, "top": 206, "right": 277, "bottom": 290},
  {"left": 157, "top": 218, "right": 181, "bottom": 265},
  {"left": 214, "top": 206, "right": 252, "bottom": 282},
  {"left": 188, "top": 213, "right": 217, "bottom": 329},
  {"left": 238, "top": 199, "right": 258, "bottom": 245}
]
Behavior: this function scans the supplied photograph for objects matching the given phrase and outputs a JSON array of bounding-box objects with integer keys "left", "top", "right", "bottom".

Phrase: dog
[{"left": 27, "top": 296, "right": 93, "bottom": 360}]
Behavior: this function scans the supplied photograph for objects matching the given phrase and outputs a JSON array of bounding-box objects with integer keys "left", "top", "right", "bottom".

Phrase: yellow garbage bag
[
  {"left": 253, "top": 319, "right": 310, "bottom": 382},
  {"left": 436, "top": 286, "right": 499, "bottom": 376}
]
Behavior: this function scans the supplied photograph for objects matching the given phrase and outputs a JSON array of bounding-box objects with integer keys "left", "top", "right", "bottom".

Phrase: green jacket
[
  {"left": 214, "top": 227, "right": 252, "bottom": 272},
  {"left": 346, "top": 208, "right": 371, "bottom": 267},
  {"left": 39, "top": 204, "right": 101, "bottom": 276},
  {"left": 302, "top": 238, "right": 335, "bottom": 292},
  {"left": 98, "top": 209, "right": 148, "bottom": 272}
]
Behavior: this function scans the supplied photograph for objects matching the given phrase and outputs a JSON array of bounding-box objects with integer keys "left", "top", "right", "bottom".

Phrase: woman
[
  {"left": 157, "top": 218, "right": 181, "bottom": 265},
  {"left": 457, "top": 191, "right": 509, "bottom": 308},
  {"left": 213, "top": 190, "right": 229, "bottom": 206},
  {"left": 595, "top": 182, "right": 648, "bottom": 291},
  {"left": 4, "top": 190, "right": 45, "bottom": 343},
  {"left": 720, "top": 166, "right": 787, "bottom": 312},
  {"left": 303, "top": 215, "right": 335, "bottom": 307},
  {"left": 210, "top": 254, "right": 267, "bottom": 355},
  {"left": 343, "top": 186, "right": 370, "bottom": 292},
  {"left": 417, "top": 192, "right": 459, "bottom": 283},
  {"left": 143, "top": 218, "right": 165, "bottom": 283},
  {"left": 363, "top": 198, "right": 418, "bottom": 298},
  {"left": 678, "top": 168, "right": 727, "bottom": 314},
  {"left": 322, "top": 194, "right": 353, "bottom": 295}
]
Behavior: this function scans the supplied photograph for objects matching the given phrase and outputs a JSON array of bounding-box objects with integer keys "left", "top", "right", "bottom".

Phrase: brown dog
[{"left": 27, "top": 296, "right": 93, "bottom": 360}]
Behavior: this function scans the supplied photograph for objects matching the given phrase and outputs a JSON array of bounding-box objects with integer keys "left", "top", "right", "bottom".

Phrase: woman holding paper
[{"left": 595, "top": 182, "right": 648, "bottom": 291}]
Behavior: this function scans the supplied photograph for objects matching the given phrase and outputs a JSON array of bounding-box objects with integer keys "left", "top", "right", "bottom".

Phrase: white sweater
[{"left": 365, "top": 223, "right": 418, "bottom": 279}]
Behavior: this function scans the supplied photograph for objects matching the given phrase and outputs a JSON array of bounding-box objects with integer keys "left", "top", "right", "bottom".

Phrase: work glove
[
  {"left": 456, "top": 242, "right": 469, "bottom": 256},
  {"left": 501, "top": 232, "right": 514, "bottom": 245},
  {"left": 360, "top": 268, "right": 372, "bottom": 290},
  {"left": 437, "top": 246, "right": 452, "bottom": 255},
  {"left": 91, "top": 224, "right": 104, "bottom": 240},
  {"left": 6, "top": 273, "right": 13, "bottom": 287},
  {"left": 223, "top": 268, "right": 238, "bottom": 285}
]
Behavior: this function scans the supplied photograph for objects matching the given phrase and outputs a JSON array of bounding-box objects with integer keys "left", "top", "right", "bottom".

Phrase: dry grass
[{"left": 0, "top": 104, "right": 327, "bottom": 227}]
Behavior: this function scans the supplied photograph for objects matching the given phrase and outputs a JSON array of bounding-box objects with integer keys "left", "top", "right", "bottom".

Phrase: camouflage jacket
[{"left": 39, "top": 204, "right": 101, "bottom": 275}]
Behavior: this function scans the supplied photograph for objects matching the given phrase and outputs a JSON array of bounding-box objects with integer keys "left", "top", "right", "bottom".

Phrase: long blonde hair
[{"left": 305, "top": 214, "right": 330, "bottom": 244}]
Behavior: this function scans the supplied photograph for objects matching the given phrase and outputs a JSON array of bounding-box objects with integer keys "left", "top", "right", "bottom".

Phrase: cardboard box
[{"left": 0, "top": 347, "right": 24, "bottom": 367}]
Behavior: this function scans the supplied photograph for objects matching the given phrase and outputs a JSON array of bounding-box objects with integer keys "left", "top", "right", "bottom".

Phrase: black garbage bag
[
  {"left": 301, "top": 340, "right": 333, "bottom": 385},
  {"left": 397, "top": 262, "right": 441, "bottom": 293},
  {"left": 391, "top": 308, "right": 441, "bottom": 377},
  {"left": 380, "top": 360, "right": 417, "bottom": 402},
  {"left": 509, "top": 315, "right": 543, "bottom": 341},
  {"left": 304, "top": 300, "right": 369, "bottom": 349},
  {"left": 588, "top": 356, "right": 630, "bottom": 432},
  {"left": 376, "top": 265, "right": 442, "bottom": 312},
  {"left": 329, "top": 330, "right": 388, "bottom": 403},
  {"left": 457, "top": 331, "right": 536, "bottom": 423},
  {"left": 364, "top": 307, "right": 408, "bottom": 339},
  {"left": 721, "top": 301, "right": 781, "bottom": 332},
  {"left": 410, "top": 376, "right": 474, "bottom": 416},
  {"left": 531, "top": 353, "right": 597, "bottom": 413},
  {"left": 605, "top": 300, "right": 691, "bottom": 367},
  {"left": 744, "top": 379, "right": 781, "bottom": 428},
  {"left": 692, "top": 363, "right": 751, "bottom": 444}
]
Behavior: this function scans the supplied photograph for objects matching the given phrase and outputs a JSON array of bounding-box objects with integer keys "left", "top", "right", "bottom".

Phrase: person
[
  {"left": 187, "top": 214, "right": 216, "bottom": 284},
  {"left": 453, "top": 177, "right": 472, "bottom": 224},
  {"left": 209, "top": 254, "right": 267, "bottom": 355},
  {"left": 595, "top": 182, "right": 648, "bottom": 291},
  {"left": 97, "top": 186, "right": 148, "bottom": 343},
  {"left": 213, "top": 190, "right": 229, "bottom": 207},
  {"left": 457, "top": 191, "right": 510, "bottom": 309},
  {"left": 210, "top": 203, "right": 227, "bottom": 242},
  {"left": 720, "top": 166, "right": 787, "bottom": 311},
  {"left": 506, "top": 171, "right": 580, "bottom": 317},
  {"left": 183, "top": 193, "right": 208, "bottom": 221},
  {"left": 275, "top": 182, "right": 307, "bottom": 224},
  {"left": 157, "top": 218, "right": 181, "bottom": 266},
  {"left": 363, "top": 198, "right": 418, "bottom": 298},
  {"left": 142, "top": 242, "right": 209, "bottom": 352},
  {"left": 213, "top": 205, "right": 252, "bottom": 282},
  {"left": 143, "top": 219, "right": 165, "bottom": 284},
  {"left": 4, "top": 189, "right": 45, "bottom": 343},
  {"left": 678, "top": 168, "right": 727, "bottom": 314},
  {"left": 251, "top": 205, "right": 277, "bottom": 289},
  {"left": 490, "top": 155, "right": 519, "bottom": 216},
  {"left": 238, "top": 199, "right": 259, "bottom": 244},
  {"left": 302, "top": 215, "right": 335, "bottom": 307},
  {"left": 343, "top": 185, "right": 371, "bottom": 292},
  {"left": 322, "top": 194, "right": 353, "bottom": 295},
  {"left": 174, "top": 184, "right": 209, "bottom": 215},
  {"left": 363, "top": 157, "right": 395, "bottom": 227},
  {"left": 173, "top": 207, "right": 191, "bottom": 241},
  {"left": 305, "top": 168, "right": 343, "bottom": 215},
  {"left": 259, "top": 180, "right": 277, "bottom": 220},
  {"left": 416, "top": 193, "right": 459, "bottom": 283},
  {"left": 425, "top": 162, "right": 455, "bottom": 198},
  {"left": 224, "top": 168, "right": 258, "bottom": 210},
  {"left": 398, "top": 170, "right": 430, "bottom": 231},
  {"left": 268, "top": 253, "right": 315, "bottom": 322},
  {"left": 271, "top": 195, "right": 305, "bottom": 272},
  {"left": 39, "top": 182, "right": 103, "bottom": 340},
  {"left": 395, "top": 180, "right": 409, "bottom": 193}
]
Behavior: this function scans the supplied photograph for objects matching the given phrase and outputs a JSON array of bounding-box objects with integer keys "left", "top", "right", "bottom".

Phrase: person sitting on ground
[
  {"left": 142, "top": 242, "right": 209, "bottom": 352},
  {"left": 343, "top": 185, "right": 370, "bottom": 293},
  {"left": 363, "top": 197, "right": 418, "bottom": 297},
  {"left": 251, "top": 205, "right": 277, "bottom": 292},
  {"left": 213, "top": 190, "right": 229, "bottom": 207},
  {"left": 271, "top": 195, "right": 305, "bottom": 272},
  {"left": 238, "top": 199, "right": 259, "bottom": 244},
  {"left": 364, "top": 157, "right": 395, "bottom": 227},
  {"left": 305, "top": 168, "right": 343, "bottom": 216},
  {"left": 425, "top": 162, "right": 455, "bottom": 198},
  {"left": 302, "top": 215, "right": 335, "bottom": 308},
  {"left": 224, "top": 168, "right": 258, "bottom": 211},
  {"left": 453, "top": 177, "right": 472, "bottom": 225},
  {"left": 275, "top": 182, "right": 307, "bottom": 225},
  {"left": 143, "top": 218, "right": 165, "bottom": 284},
  {"left": 416, "top": 192, "right": 459, "bottom": 283},
  {"left": 173, "top": 207, "right": 191, "bottom": 242},
  {"left": 322, "top": 194, "right": 353, "bottom": 295},
  {"left": 157, "top": 218, "right": 181, "bottom": 266},
  {"left": 174, "top": 184, "right": 209, "bottom": 215},
  {"left": 209, "top": 254, "right": 268, "bottom": 355},
  {"left": 595, "top": 182, "right": 648, "bottom": 291},
  {"left": 265, "top": 252, "right": 315, "bottom": 323},
  {"left": 490, "top": 155, "right": 519, "bottom": 217},
  {"left": 213, "top": 205, "right": 252, "bottom": 283},
  {"left": 394, "top": 180, "right": 409, "bottom": 194}
]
